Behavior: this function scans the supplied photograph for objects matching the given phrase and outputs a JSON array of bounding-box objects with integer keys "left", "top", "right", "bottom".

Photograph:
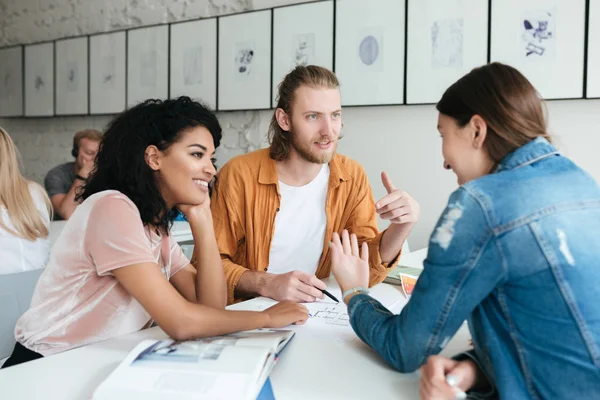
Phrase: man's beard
[{"left": 289, "top": 128, "right": 338, "bottom": 164}]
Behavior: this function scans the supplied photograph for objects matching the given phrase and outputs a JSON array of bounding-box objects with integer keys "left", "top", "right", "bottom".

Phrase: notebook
[
  {"left": 383, "top": 265, "right": 423, "bottom": 297},
  {"left": 92, "top": 329, "right": 294, "bottom": 400}
]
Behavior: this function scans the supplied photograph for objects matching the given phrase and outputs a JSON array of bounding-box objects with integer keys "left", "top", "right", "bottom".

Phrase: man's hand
[
  {"left": 263, "top": 270, "right": 326, "bottom": 302},
  {"left": 376, "top": 171, "right": 420, "bottom": 225},
  {"left": 76, "top": 157, "right": 95, "bottom": 179}
]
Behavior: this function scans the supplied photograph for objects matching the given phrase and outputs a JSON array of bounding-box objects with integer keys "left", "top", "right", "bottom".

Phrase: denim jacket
[{"left": 348, "top": 138, "right": 600, "bottom": 399}]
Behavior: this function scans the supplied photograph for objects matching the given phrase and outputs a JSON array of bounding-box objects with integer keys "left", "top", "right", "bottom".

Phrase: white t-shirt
[
  {"left": 267, "top": 164, "right": 329, "bottom": 275},
  {"left": 0, "top": 183, "right": 51, "bottom": 275}
]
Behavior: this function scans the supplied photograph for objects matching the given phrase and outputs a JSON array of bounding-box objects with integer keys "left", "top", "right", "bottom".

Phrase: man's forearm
[
  {"left": 379, "top": 223, "right": 414, "bottom": 263},
  {"left": 235, "top": 270, "right": 272, "bottom": 299},
  {"left": 56, "top": 180, "right": 84, "bottom": 219}
]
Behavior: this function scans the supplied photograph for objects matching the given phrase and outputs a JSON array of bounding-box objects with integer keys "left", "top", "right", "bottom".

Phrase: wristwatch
[
  {"left": 342, "top": 286, "right": 370, "bottom": 302},
  {"left": 75, "top": 174, "right": 87, "bottom": 181}
]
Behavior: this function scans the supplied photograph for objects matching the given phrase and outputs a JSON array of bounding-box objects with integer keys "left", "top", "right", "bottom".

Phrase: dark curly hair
[{"left": 77, "top": 96, "right": 222, "bottom": 232}]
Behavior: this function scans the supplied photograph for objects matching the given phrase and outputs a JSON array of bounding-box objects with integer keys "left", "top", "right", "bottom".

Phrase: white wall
[
  {"left": 1, "top": 0, "right": 600, "bottom": 249},
  {"left": 338, "top": 100, "right": 600, "bottom": 248}
]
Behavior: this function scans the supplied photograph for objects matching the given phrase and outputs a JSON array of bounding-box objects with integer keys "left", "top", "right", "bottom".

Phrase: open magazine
[{"left": 93, "top": 329, "right": 295, "bottom": 400}]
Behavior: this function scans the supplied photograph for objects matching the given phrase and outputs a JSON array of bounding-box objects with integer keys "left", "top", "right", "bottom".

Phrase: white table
[
  {"left": 0, "top": 278, "right": 471, "bottom": 400},
  {"left": 49, "top": 221, "right": 193, "bottom": 247}
]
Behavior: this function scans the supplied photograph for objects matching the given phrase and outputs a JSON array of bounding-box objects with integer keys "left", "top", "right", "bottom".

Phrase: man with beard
[{"left": 206, "top": 65, "right": 420, "bottom": 304}]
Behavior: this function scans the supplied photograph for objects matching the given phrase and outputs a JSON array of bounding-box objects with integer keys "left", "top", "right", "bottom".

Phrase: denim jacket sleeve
[{"left": 347, "top": 187, "right": 506, "bottom": 373}]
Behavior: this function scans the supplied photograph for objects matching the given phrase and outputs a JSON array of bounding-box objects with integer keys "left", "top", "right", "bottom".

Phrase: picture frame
[
  {"left": 89, "top": 31, "right": 126, "bottom": 115},
  {"left": 587, "top": 0, "right": 600, "bottom": 98},
  {"left": 170, "top": 18, "right": 218, "bottom": 108},
  {"left": 127, "top": 25, "right": 169, "bottom": 108},
  {"left": 0, "top": 46, "right": 24, "bottom": 117},
  {"left": 490, "top": 0, "right": 587, "bottom": 99},
  {"left": 335, "top": 0, "right": 406, "bottom": 106},
  {"left": 55, "top": 36, "right": 89, "bottom": 115},
  {"left": 218, "top": 10, "right": 272, "bottom": 111},
  {"left": 272, "top": 1, "right": 334, "bottom": 107},
  {"left": 406, "top": 0, "right": 489, "bottom": 104},
  {"left": 24, "top": 42, "right": 54, "bottom": 117}
]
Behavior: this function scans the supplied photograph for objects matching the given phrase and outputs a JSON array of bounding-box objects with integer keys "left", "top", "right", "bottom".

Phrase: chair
[{"left": 0, "top": 269, "right": 44, "bottom": 361}]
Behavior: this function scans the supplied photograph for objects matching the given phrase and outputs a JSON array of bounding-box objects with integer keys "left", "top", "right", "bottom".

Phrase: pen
[
  {"left": 446, "top": 375, "right": 467, "bottom": 400},
  {"left": 320, "top": 288, "right": 339, "bottom": 303}
]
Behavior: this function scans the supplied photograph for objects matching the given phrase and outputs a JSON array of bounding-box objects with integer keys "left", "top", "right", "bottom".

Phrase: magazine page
[{"left": 220, "top": 329, "right": 294, "bottom": 353}]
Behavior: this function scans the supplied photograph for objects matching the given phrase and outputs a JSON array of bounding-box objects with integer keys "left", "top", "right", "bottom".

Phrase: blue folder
[{"left": 256, "top": 378, "right": 275, "bottom": 400}]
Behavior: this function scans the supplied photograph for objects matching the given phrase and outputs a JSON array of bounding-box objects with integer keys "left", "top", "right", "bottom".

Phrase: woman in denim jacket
[{"left": 330, "top": 63, "right": 600, "bottom": 399}]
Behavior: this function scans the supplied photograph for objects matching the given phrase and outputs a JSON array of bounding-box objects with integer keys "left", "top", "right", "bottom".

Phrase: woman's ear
[
  {"left": 470, "top": 115, "right": 488, "bottom": 149},
  {"left": 275, "top": 108, "right": 291, "bottom": 132},
  {"left": 144, "top": 145, "right": 161, "bottom": 171}
]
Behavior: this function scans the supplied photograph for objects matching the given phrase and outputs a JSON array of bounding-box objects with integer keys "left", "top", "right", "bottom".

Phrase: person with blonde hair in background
[
  {"left": 0, "top": 127, "right": 52, "bottom": 274},
  {"left": 44, "top": 129, "right": 103, "bottom": 220}
]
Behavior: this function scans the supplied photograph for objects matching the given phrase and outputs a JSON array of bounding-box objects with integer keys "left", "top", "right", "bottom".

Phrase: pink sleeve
[
  {"left": 168, "top": 236, "right": 190, "bottom": 278},
  {"left": 85, "top": 195, "right": 156, "bottom": 276}
]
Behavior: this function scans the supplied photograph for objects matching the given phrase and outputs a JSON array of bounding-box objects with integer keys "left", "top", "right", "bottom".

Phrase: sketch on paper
[
  {"left": 356, "top": 28, "right": 384, "bottom": 71},
  {"left": 33, "top": 66, "right": 46, "bottom": 92},
  {"left": 66, "top": 61, "right": 78, "bottom": 92},
  {"left": 1, "top": 69, "right": 15, "bottom": 98},
  {"left": 292, "top": 33, "right": 315, "bottom": 67},
  {"left": 313, "top": 307, "right": 350, "bottom": 327},
  {"left": 234, "top": 42, "right": 255, "bottom": 79},
  {"left": 140, "top": 51, "right": 157, "bottom": 88},
  {"left": 431, "top": 19, "right": 463, "bottom": 68},
  {"left": 359, "top": 34, "right": 380, "bottom": 66},
  {"left": 183, "top": 47, "right": 203, "bottom": 86},
  {"left": 102, "top": 55, "right": 117, "bottom": 89},
  {"left": 521, "top": 9, "right": 556, "bottom": 59}
]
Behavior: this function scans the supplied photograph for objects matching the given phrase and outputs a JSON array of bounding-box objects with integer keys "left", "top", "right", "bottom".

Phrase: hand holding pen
[
  {"left": 263, "top": 270, "right": 328, "bottom": 303},
  {"left": 420, "top": 355, "right": 480, "bottom": 400}
]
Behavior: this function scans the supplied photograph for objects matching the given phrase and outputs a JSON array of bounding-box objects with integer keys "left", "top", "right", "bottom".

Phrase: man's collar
[{"left": 258, "top": 149, "right": 350, "bottom": 186}]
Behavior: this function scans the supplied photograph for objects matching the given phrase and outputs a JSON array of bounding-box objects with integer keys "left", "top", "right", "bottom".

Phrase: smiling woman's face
[
  {"left": 437, "top": 113, "right": 494, "bottom": 185},
  {"left": 148, "top": 126, "right": 217, "bottom": 209}
]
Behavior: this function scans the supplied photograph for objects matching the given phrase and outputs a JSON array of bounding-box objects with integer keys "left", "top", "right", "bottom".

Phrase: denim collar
[{"left": 495, "top": 137, "right": 560, "bottom": 173}]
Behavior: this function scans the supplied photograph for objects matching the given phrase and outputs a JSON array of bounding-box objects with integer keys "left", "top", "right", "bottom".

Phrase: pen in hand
[
  {"left": 446, "top": 375, "right": 467, "bottom": 400},
  {"left": 319, "top": 288, "right": 339, "bottom": 304}
]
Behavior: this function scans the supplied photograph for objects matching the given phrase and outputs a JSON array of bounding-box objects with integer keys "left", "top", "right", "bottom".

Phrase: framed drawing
[
  {"left": 335, "top": 0, "right": 406, "bottom": 106},
  {"left": 587, "top": 0, "right": 600, "bottom": 98},
  {"left": 90, "top": 31, "right": 126, "bottom": 114},
  {"left": 127, "top": 25, "right": 169, "bottom": 107},
  {"left": 491, "top": 0, "right": 586, "bottom": 99},
  {"left": 55, "top": 36, "right": 88, "bottom": 115},
  {"left": 0, "top": 46, "right": 23, "bottom": 117},
  {"left": 218, "top": 10, "right": 272, "bottom": 110},
  {"left": 170, "top": 18, "right": 217, "bottom": 108},
  {"left": 24, "top": 42, "right": 54, "bottom": 117},
  {"left": 406, "top": 0, "right": 489, "bottom": 104},
  {"left": 272, "top": 1, "right": 334, "bottom": 107}
]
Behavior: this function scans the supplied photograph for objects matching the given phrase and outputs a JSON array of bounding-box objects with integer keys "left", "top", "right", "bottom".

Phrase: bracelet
[
  {"left": 342, "top": 286, "right": 370, "bottom": 301},
  {"left": 75, "top": 174, "right": 87, "bottom": 182}
]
